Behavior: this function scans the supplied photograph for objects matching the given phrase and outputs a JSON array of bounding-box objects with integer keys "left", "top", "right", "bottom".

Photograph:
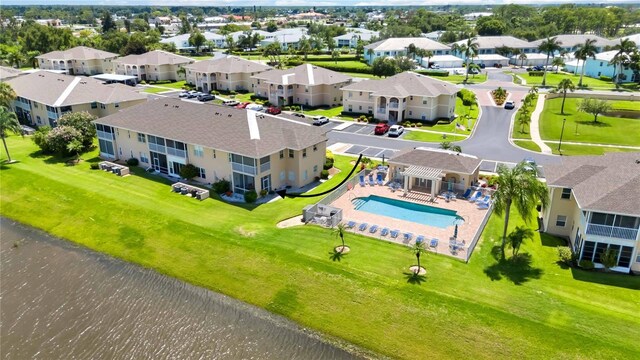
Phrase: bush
[
  {"left": 90, "top": 163, "right": 100, "bottom": 170},
  {"left": 325, "top": 149, "right": 334, "bottom": 161},
  {"left": 212, "top": 179, "right": 231, "bottom": 194},
  {"left": 557, "top": 246, "right": 574, "bottom": 266},
  {"left": 324, "top": 161, "right": 333, "bottom": 170},
  {"left": 45, "top": 126, "right": 83, "bottom": 155},
  {"left": 579, "top": 260, "right": 595, "bottom": 270},
  {"left": 32, "top": 126, "right": 53, "bottom": 153},
  {"left": 244, "top": 190, "right": 258, "bottom": 203},
  {"left": 140, "top": 80, "right": 147, "bottom": 85},
  {"left": 260, "top": 189, "right": 268, "bottom": 197},
  {"left": 320, "top": 170, "right": 329, "bottom": 179},
  {"left": 414, "top": 69, "right": 449, "bottom": 77},
  {"left": 599, "top": 75, "right": 612, "bottom": 82},
  {"left": 307, "top": 61, "right": 372, "bottom": 74},
  {"left": 58, "top": 112, "right": 97, "bottom": 148},
  {"left": 528, "top": 71, "right": 545, "bottom": 77},
  {"left": 179, "top": 163, "right": 199, "bottom": 180},
  {"left": 416, "top": 123, "right": 422, "bottom": 127},
  {"left": 126, "top": 158, "right": 139, "bottom": 166}
]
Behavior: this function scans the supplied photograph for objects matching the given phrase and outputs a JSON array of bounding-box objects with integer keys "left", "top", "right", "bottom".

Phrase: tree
[
  {"left": 0, "top": 106, "right": 22, "bottom": 163},
  {"left": 574, "top": 38, "right": 597, "bottom": 87},
  {"left": 409, "top": 239, "right": 427, "bottom": 274},
  {"left": 454, "top": 37, "right": 479, "bottom": 83},
  {"left": 266, "top": 21, "right": 278, "bottom": 33},
  {"left": 554, "top": 78, "right": 575, "bottom": 115},
  {"left": 395, "top": 56, "right": 416, "bottom": 72},
  {"left": 578, "top": 98, "right": 611, "bottom": 123},
  {"left": 372, "top": 57, "right": 398, "bottom": 78},
  {"left": 518, "top": 52, "right": 527, "bottom": 68},
  {"left": 476, "top": 17, "right": 507, "bottom": 36},
  {"left": 333, "top": 222, "right": 347, "bottom": 252},
  {"left": 26, "top": 50, "right": 40, "bottom": 69},
  {"left": 507, "top": 226, "right": 535, "bottom": 257},
  {"left": 0, "top": 82, "right": 17, "bottom": 108},
  {"left": 600, "top": 247, "right": 619, "bottom": 271},
  {"left": 45, "top": 126, "right": 82, "bottom": 155},
  {"left": 537, "top": 36, "right": 562, "bottom": 87},
  {"left": 355, "top": 41, "right": 364, "bottom": 61},
  {"left": 298, "top": 36, "right": 311, "bottom": 60},
  {"left": 262, "top": 42, "right": 282, "bottom": 67},
  {"left": 517, "top": 108, "right": 531, "bottom": 133},
  {"left": 179, "top": 163, "right": 199, "bottom": 180},
  {"left": 439, "top": 141, "right": 462, "bottom": 153},
  {"left": 366, "top": 48, "right": 374, "bottom": 63},
  {"left": 552, "top": 57, "right": 565, "bottom": 73},
  {"left": 331, "top": 49, "right": 340, "bottom": 64},
  {"left": 66, "top": 139, "right": 83, "bottom": 164},
  {"left": 611, "top": 38, "right": 636, "bottom": 87},
  {"left": 492, "top": 162, "right": 549, "bottom": 259},
  {"left": 177, "top": 66, "right": 186, "bottom": 79},
  {"left": 225, "top": 35, "right": 235, "bottom": 55},
  {"left": 189, "top": 30, "right": 206, "bottom": 53},
  {"left": 406, "top": 43, "right": 417, "bottom": 60},
  {"left": 122, "top": 36, "right": 147, "bottom": 55},
  {"left": 101, "top": 10, "right": 117, "bottom": 33},
  {"left": 57, "top": 112, "right": 97, "bottom": 148},
  {"left": 179, "top": 15, "right": 191, "bottom": 35},
  {"left": 423, "top": 50, "right": 433, "bottom": 68}
]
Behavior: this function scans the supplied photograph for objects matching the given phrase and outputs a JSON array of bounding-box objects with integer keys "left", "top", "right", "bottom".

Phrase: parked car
[
  {"left": 523, "top": 157, "right": 537, "bottom": 173},
  {"left": 479, "top": 63, "right": 486, "bottom": 69},
  {"left": 265, "top": 106, "right": 281, "bottom": 115},
  {"left": 235, "top": 102, "right": 251, "bottom": 109},
  {"left": 430, "top": 64, "right": 440, "bottom": 69},
  {"left": 20, "top": 124, "right": 36, "bottom": 135},
  {"left": 453, "top": 69, "right": 465, "bottom": 75},
  {"left": 223, "top": 100, "right": 239, "bottom": 106},
  {"left": 533, "top": 65, "right": 544, "bottom": 71},
  {"left": 197, "top": 94, "right": 215, "bottom": 102},
  {"left": 374, "top": 123, "right": 390, "bottom": 135},
  {"left": 493, "top": 63, "right": 503, "bottom": 68},
  {"left": 504, "top": 100, "right": 515, "bottom": 110},
  {"left": 178, "top": 91, "right": 191, "bottom": 98},
  {"left": 469, "top": 68, "right": 479, "bottom": 75},
  {"left": 388, "top": 125, "right": 404, "bottom": 137},
  {"left": 187, "top": 92, "right": 202, "bottom": 99},
  {"left": 312, "top": 116, "right": 330, "bottom": 126},
  {"left": 246, "top": 104, "right": 264, "bottom": 111}
]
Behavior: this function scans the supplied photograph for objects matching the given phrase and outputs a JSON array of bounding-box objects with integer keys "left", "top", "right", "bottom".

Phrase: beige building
[
  {"left": 5, "top": 71, "right": 147, "bottom": 127},
  {"left": 185, "top": 56, "right": 271, "bottom": 93},
  {"left": 341, "top": 72, "right": 459, "bottom": 122},
  {"left": 114, "top": 50, "right": 194, "bottom": 83},
  {"left": 94, "top": 98, "right": 327, "bottom": 195},
  {"left": 542, "top": 152, "right": 640, "bottom": 274},
  {"left": 251, "top": 64, "right": 351, "bottom": 107},
  {"left": 0, "top": 66, "right": 24, "bottom": 80},
  {"left": 388, "top": 147, "right": 481, "bottom": 197},
  {"left": 36, "top": 46, "right": 119, "bottom": 75}
]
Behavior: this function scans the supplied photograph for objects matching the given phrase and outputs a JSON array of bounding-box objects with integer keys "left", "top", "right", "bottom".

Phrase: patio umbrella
[{"left": 453, "top": 224, "right": 458, "bottom": 239}]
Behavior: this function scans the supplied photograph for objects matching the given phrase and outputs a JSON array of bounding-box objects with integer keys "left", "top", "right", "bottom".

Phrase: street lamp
[{"left": 558, "top": 118, "right": 566, "bottom": 154}]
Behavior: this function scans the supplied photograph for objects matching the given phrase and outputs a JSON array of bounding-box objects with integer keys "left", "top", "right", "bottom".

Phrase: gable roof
[
  {"left": 114, "top": 50, "right": 193, "bottom": 66},
  {"left": 529, "top": 35, "right": 617, "bottom": 49},
  {"left": 36, "top": 46, "right": 118, "bottom": 61},
  {"left": 544, "top": 152, "right": 640, "bottom": 216},
  {"left": 95, "top": 98, "right": 327, "bottom": 158},
  {"left": 452, "top": 36, "right": 533, "bottom": 50},
  {"left": 0, "top": 66, "right": 24, "bottom": 80},
  {"left": 365, "top": 37, "right": 450, "bottom": 52},
  {"left": 251, "top": 64, "right": 351, "bottom": 86},
  {"left": 390, "top": 147, "right": 482, "bottom": 174},
  {"left": 341, "top": 71, "right": 459, "bottom": 98},
  {"left": 5, "top": 71, "right": 146, "bottom": 107},
  {"left": 185, "top": 56, "right": 271, "bottom": 74}
]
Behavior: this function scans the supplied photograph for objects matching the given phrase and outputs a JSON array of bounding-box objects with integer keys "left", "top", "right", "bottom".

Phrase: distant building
[
  {"left": 185, "top": 56, "right": 271, "bottom": 93},
  {"left": 364, "top": 37, "right": 452, "bottom": 65},
  {"left": 529, "top": 35, "right": 617, "bottom": 58},
  {"left": 620, "top": 34, "right": 640, "bottom": 49},
  {"left": 333, "top": 28, "right": 379, "bottom": 48},
  {"left": 260, "top": 28, "right": 308, "bottom": 50},
  {"left": 36, "top": 46, "right": 119, "bottom": 76},
  {"left": 160, "top": 32, "right": 226, "bottom": 51},
  {"left": 0, "top": 66, "right": 24, "bottom": 80},
  {"left": 463, "top": 12, "right": 492, "bottom": 21},
  {"left": 580, "top": 50, "right": 637, "bottom": 83},
  {"left": 290, "top": 11, "right": 328, "bottom": 21},
  {"left": 451, "top": 36, "right": 536, "bottom": 61},
  {"left": 114, "top": 50, "right": 194, "bottom": 83},
  {"left": 422, "top": 31, "right": 446, "bottom": 41}
]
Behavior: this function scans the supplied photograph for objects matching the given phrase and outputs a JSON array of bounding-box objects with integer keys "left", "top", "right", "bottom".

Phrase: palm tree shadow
[
  {"left": 329, "top": 249, "right": 347, "bottom": 262},
  {"left": 484, "top": 249, "right": 543, "bottom": 285},
  {"left": 403, "top": 271, "right": 427, "bottom": 285}
]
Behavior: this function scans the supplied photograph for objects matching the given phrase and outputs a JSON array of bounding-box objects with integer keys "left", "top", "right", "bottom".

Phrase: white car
[
  {"left": 178, "top": 90, "right": 195, "bottom": 98},
  {"left": 246, "top": 104, "right": 264, "bottom": 111},
  {"left": 430, "top": 64, "right": 440, "bottom": 69},
  {"left": 504, "top": 100, "right": 515, "bottom": 110},
  {"left": 388, "top": 125, "right": 404, "bottom": 137},
  {"left": 223, "top": 100, "right": 239, "bottom": 106},
  {"left": 312, "top": 116, "right": 330, "bottom": 126},
  {"left": 453, "top": 69, "right": 465, "bottom": 75}
]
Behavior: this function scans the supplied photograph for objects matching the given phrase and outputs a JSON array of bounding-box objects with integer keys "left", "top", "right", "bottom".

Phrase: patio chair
[
  {"left": 429, "top": 238, "right": 439, "bottom": 249},
  {"left": 376, "top": 173, "right": 384, "bottom": 186},
  {"left": 468, "top": 191, "right": 482, "bottom": 202},
  {"left": 369, "top": 225, "right": 379, "bottom": 234},
  {"left": 403, "top": 232, "right": 413, "bottom": 242},
  {"left": 346, "top": 221, "right": 356, "bottom": 229},
  {"left": 461, "top": 188, "right": 472, "bottom": 199},
  {"left": 477, "top": 201, "right": 491, "bottom": 209},
  {"left": 390, "top": 229, "right": 400, "bottom": 238},
  {"left": 380, "top": 227, "right": 389, "bottom": 237},
  {"left": 358, "top": 223, "right": 368, "bottom": 232},
  {"left": 359, "top": 175, "right": 366, "bottom": 187},
  {"left": 368, "top": 174, "right": 375, "bottom": 186},
  {"left": 475, "top": 195, "right": 490, "bottom": 204},
  {"left": 416, "top": 235, "right": 425, "bottom": 244}
]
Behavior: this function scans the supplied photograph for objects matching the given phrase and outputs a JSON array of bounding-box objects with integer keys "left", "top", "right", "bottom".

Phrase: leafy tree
[
  {"left": 266, "top": 21, "right": 278, "bottom": 33},
  {"left": 600, "top": 247, "right": 619, "bottom": 271},
  {"left": 25, "top": 50, "right": 40, "bottom": 68},
  {"left": 45, "top": 126, "right": 83, "bottom": 155},
  {"left": 0, "top": 82, "right": 17, "bottom": 108},
  {"left": 554, "top": 78, "right": 575, "bottom": 115},
  {"left": 179, "top": 163, "right": 199, "bottom": 180},
  {"left": 439, "top": 141, "right": 462, "bottom": 153},
  {"left": 179, "top": 15, "right": 191, "bottom": 35},
  {"left": 262, "top": 42, "right": 281, "bottom": 67},
  {"left": 333, "top": 222, "right": 347, "bottom": 252},
  {"left": 225, "top": 35, "right": 235, "bottom": 54},
  {"left": 406, "top": 43, "right": 417, "bottom": 60},
  {"left": 298, "top": 36, "right": 311, "bottom": 60},
  {"left": 372, "top": 57, "right": 398, "bottom": 78},
  {"left": 493, "top": 162, "right": 549, "bottom": 259},
  {"left": 574, "top": 38, "right": 597, "bottom": 87},
  {"left": 57, "top": 111, "right": 97, "bottom": 148},
  {"left": 395, "top": 56, "right": 416, "bottom": 72},
  {"left": 578, "top": 98, "right": 611, "bottom": 123},
  {"left": 177, "top": 66, "right": 186, "bottom": 79},
  {"left": 507, "top": 226, "right": 535, "bottom": 257},
  {"left": 131, "top": 18, "right": 150, "bottom": 32},
  {"left": 517, "top": 108, "right": 531, "bottom": 133},
  {"left": 101, "top": 31, "right": 129, "bottom": 54},
  {"left": 537, "top": 36, "right": 562, "bottom": 87},
  {"left": 331, "top": 49, "right": 340, "bottom": 64},
  {"left": 189, "top": 30, "right": 206, "bottom": 53},
  {"left": 66, "top": 139, "right": 83, "bottom": 164},
  {"left": 0, "top": 106, "right": 22, "bottom": 163},
  {"left": 101, "top": 11, "right": 117, "bottom": 33},
  {"left": 32, "top": 126, "right": 52, "bottom": 153},
  {"left": 355, "top": 41, "right": 364, "bottom": 61},
  {"left": 476, "top": 16, "right": 507, "bottom": 36},
  {"left": 122, "top": 35, "right": 147, "bottom": 55},
  {"left": 123, "top": 19, "right": 131, "bottom": 33}
]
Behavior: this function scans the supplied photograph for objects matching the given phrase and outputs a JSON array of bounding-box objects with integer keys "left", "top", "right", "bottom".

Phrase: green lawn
[
  {"left": 540, "top": 98, "right": 640, "bottom": 146},
  {"left": 513, "top": 140, "right": 542, "bottom": 152},
  {"left": 190, "top": 55, "right": 213, "bottom": 61},
  {"left": 142, "top": 86, "right": 173, "bottom": 94},
  {"left": 2, "top": 137, "right": 639, "bottom": 359},
  {"left": 443, "top": 73, "right": 488, "bottom": 84},
  {"left": 308, "top": 61, "right": 372, "bottom": 72},
  {"left": 341, "top": 72, "right": 381, "bottom": 79},
  {"left": 303, "top": 106, "right": 350, "bottom": 119},
  {"left": 511, "top": 95, "right": 538, "bottom": 140},
  {"left": 549, "top": 143, "right": 639, "bottom": 156},
  {"left": 518, "top": 72, "right": 640, "bottom": 90},
  {"left": 403, "top": 130, "right": 467, "bottom": 142}
]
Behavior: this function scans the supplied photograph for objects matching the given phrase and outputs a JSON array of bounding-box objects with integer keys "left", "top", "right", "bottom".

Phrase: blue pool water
[{"left": 352, "top": 195, "right": 464, "bottom": 228}]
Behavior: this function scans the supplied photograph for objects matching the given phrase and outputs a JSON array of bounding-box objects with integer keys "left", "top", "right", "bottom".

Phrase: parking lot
[{"left": 338, "top": 123, "right": 407, "bottom": 138}]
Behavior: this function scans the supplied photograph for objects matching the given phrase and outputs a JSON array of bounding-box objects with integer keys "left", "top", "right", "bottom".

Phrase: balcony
[
  {"left": 260, "top": 162, "right": 271, "bottom": 173},
  {"left": 586, "top": 223, "right": 639, "bottom": 241},
  {"left": 388, "top": 102, "right": 399, "bottom": 109},
  {"left": 377, "top": 107, "right": 386, "bottom": 114},
  {"left": 232, "top": 162, "right": 256, "bottom": 175},
  {"left": 148, "top": 143, "right": 166, "bottom": 153},
  {"left": 97, "top": 130, "right": 114, "bottom": 140},
  {"left": 166, "top": 147, "right": 186, "bottom": 158}
]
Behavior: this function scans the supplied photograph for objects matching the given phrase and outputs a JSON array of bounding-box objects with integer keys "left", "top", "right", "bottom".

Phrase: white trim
[
  {"left": 247, "top": 110, "right": 260, "bottom": 140},
  {"left": 306, "top": 63, "right": 315, "bottom": 85},
  {"left": 52, "top": 76, "right": 82, "bottom": 107}
]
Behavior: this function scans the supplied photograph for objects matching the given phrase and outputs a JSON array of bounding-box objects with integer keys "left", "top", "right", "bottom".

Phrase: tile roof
[
  {"left": 452, "top": 36, "right": 533, "bottom": 49},
  {"left": 251, "top": 64, "right": 351, "bottom": 86},
  {"left": 0, "top": 66, "right": 24, "bottom": 80},
  {"left": 95, "top": 98, "right": 327, "bottom": 158},
  {"left": 5, "top": 71, "right": 147, "bottom": 106},
  {"left": 36, "top": 46, "right": 118, "bottom": 61},
  {"left": 544, "top": 152, "right": 640, "bottom": 215},
  {"left": 390, "top": 147, "right": 482, "bottom": 174},
  {"left": 365, "top": 37, "right": 450, "bottom": 52},
  {"left": 341, "top": 71, "right": 460, "bottom": 98},
  {"left": 185, "top": 56, "right": 271, "bottom": 74},
  {"left": 114, "top": 50, "right": 193, "bottom": 66},
  {"left": 529, "top": 35, "right": 617, "bottom": 49}
]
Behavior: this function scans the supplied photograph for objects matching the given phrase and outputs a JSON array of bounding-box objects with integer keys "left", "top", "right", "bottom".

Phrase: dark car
[
  {"left": 374, "top": 123, "right": 390, "bottom": 135},
  {"left": 533, "top": 65, "right": 544, "bottom": 71},
  {"left": 504, "top": 100, "right": 515, "bottom": 110},
  {"left": 265, "top": 106, "right": 281, "bottom": 115},
  {"left": 479, "top": 63, "right": 486, "bottom": 69},
  {"left": 197, "top": 94, "right": 215, "bottom": 102}
]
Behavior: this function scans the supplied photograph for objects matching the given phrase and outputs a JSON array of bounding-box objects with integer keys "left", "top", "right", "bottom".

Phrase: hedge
[
  {"left": 528, "top": 71, "right": 545, "bottom": 77},
  {"left": 415, "top": 69, "right": 450, "bottom": 77},
  {"left": 599, "top": 75, "right": 613, "bottom": 81},
  {"left": 308, "top": 61, "right": 373, "bottom": 74}
]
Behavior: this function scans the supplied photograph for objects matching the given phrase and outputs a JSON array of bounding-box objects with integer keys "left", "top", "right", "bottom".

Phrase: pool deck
[{"left": 330, "top": 184, "right": 491, "bottom": 261}]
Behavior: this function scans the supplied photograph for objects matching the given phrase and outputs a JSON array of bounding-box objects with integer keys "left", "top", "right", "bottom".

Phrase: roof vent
[
  {"left": 228, "top": 114, "right": 232, "bottom": 117},
  {"left": 636, "top": 159, "right": 640, "bottom": 164},
  {"left": 164, "top": 104, "right": 168, "bottom": 106}
]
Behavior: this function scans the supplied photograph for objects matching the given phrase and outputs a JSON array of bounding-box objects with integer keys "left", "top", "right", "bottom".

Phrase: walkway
[{"left": 528, "top": 94, "right": 553, "bottom": 154}]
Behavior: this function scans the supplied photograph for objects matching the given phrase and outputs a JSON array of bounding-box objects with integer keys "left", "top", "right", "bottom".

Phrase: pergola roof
[{"left": 401, "top": 165, "right": 444, "bottom": 179}]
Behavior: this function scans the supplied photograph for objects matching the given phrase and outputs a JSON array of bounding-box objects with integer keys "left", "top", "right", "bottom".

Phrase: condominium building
[
  {"left": 452, "top": 36, "right": 536, "bottom": 61},
  {"left": 36, "top": 46, "right": 119, "bottom": 75},
  {"left": 185, "top": 56, "right": 271, "bottom": 93},
  {"left": 530, "top": 35, "right": 617, "bottom": 58},
  {"left": 114, "top": 50, "right": 194, "bottom": 83},
  {"left": 334, "top": 28, "right": 379, "bottom": 48},
  {"left": 364, "top": 37, "right": 452, "bottom": 65},
  {"left": 5, "top": 71, "right": 147, "bottom": 127},
  {"left": 94, "top": 99, "right": 327, "bottom": 194},
  {"left": 542, "top": 152, "right": 640, "bottom": 273},
  {"left": 251, "top": 64, "right": 351, "bottom": 107},
  {"left": 341, "top": 72, "right": 459, "bottom": 122}
]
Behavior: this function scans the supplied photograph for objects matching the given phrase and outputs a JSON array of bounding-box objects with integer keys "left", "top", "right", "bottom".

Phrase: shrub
[
  {"left": 90, "top": 163, "right": 100, "bottom": 170},
  {"left": 528, "top": 71, "right": 544, "bottom": 77},
  {"left": 325, "top": 149, "right": 334, "bottom": 161},
  {"left": 126, "top": 158, "right": 139, "bottom": 166},
  {"left": 307, "top": 61, "right": 373, "bottom": 74},
  {"left": 414, "top": 69, "right": 449, "bottom": 77},
  {"left": 320, "top": 169, "right": 329, "bottom": 179},
  {"left": 260, "top": 189, "right": 268, "bottom": 197},
  {"left": 32, "top": 126, "right": 53, "bottom": 153},
  {"left": 212, "top": 179, "right": 231, "bottom": 194},
  {"left": 361, "top": 156, "right": 372, "bottom": 164},
  {"left": 599, "top": 75, "right": 612, "bottom": 82},
  {"left": 58, "top": 112, "right": 98, "bottom": 148},
  {"left": 324, "top": 161, "right": 333, "bottom": 170},
  {"left": 244, "top": 190, "right": 258, "bottom": 203},
  {"left": 579, "top": 260, "right": 595, "bottom": 270},
  {"left": 179, "top": 163, "right": 199, "bottom": 180},
  {"left": 557, "top": 246, "right": 574, "bottom": 266},
  {"left": 600, "top": 247, "right": 619, "bottom": 270},
  {"left": 140, "top": 80, "right": 147, "bottom": 85},
  {"left": 416, "top": 123, "right": 422, "bottom": 127},
  {"left": 45, "top": 126, "right": 83, "bottom": 155}
]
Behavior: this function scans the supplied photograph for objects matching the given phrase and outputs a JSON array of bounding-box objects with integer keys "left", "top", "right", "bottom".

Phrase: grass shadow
[
  {"left": 571, "top": 267, "right": 640, "bottom": 290},
  {"left": 540, "top": 233, "right": 566, "bottom": 247},
  {"left": 329, "top": 249, "right": 347, "bottom": 262},
  {"left": 575, "top": 120, "right": 612, "bottom": 127},
  {"left": 484, "top": 247, "right": 543, "bottom": 285},
  {"left": 404, "top": 271, "right": 427, "bottom": 285}
]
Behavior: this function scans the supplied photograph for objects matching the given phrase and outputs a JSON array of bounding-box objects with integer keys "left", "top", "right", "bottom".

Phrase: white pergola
[{"left": 400, "top": 165, "right": 445, "bottom": 197}]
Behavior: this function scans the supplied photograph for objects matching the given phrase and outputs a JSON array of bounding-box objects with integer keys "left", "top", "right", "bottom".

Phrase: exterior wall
[
  {"left": 254, "top": 80, "right": 348, "bottom": 107},
  {"left": 187, "top": 70, "right": 256, "bottom": 92},
  {"left": 583, "top": 59, "right": 636, "bottom": 83},
  {"left": 38, "top": 57, "right": 116, "bottom": 75},
  {"left": 542, "top": 187, "right": 579, "bottom": 238},
  {"left": 342, "top": 91, "right": 456, "bottom": 122},
  {"left": 365, "top": 48, "right": 451, "bottom": 65},
  {"left": 115, "top": 62, "right": 190, "bottom": 82}
]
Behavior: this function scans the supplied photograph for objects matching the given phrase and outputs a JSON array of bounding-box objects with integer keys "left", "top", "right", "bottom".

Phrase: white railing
[
  {"left": 97, "top": 130, "right": 114, "bottom": 140},
  {"left": 148, "top": 143, "right": 166, "bottom": 153},
  {"left": 260, "top": 162, "right": 270, "bottom": 173},
  {"left": 231, "top": 162, "right": 256, "bottom": 175},
  {"left": 586, "top": 223, "right": 639, "bottom": 240},
  {"left": 167, "top": 147, "right": 186, "bottom": 158},
  {"left": 388, "top": 102, "right": 399, "bottom": 109},
  {"left": 465, "top": 204, "right": 494, "bottom": 263}
]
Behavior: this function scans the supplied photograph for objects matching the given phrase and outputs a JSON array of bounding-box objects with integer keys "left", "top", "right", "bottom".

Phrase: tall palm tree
[
  {"left": 492, "top": 162, "right": 549, "bottom": 259},
  {"left": 555, "top": 78, "right": 576, "bottom": 115},
  {"left": 574, "top": 38, "right": 597, "bottom": 87},
  {"left": 406, "top": 43, "right": 417, "bottom": 60},
  {"left": 366, "top": 48, "right": 374, "bottom": 63},
  {"left": 0, "top": 106, "right": 22, "bottom": 163},
  {"left": 424, "top": 50, "right": 434, "bottom": 69},
  {"left": 517, "top": 108, "right": 531, "bottom": 133},
  {"left": 611, "top": 38, "right": 636, "bottom": 87},
  {"left": 410, "top": 240, "right": 426, "bottom": 274},
  {"left": 333, "top": 222, "right": 347, "bottom": 252},
  {"left": 552, "top": 57, "right": 565, "bottom": 73},
  {"left": 0, "top": 82, "right": 17, "bottom": 108},
  {"left": 537, "top": 36, "right": 562, "bottom": 87},
  {"left": 460, "top": 37, "right": 479, "bottom": 83},
  {"left": 518, "top": 52, "right": 527, "bottom": 68}
]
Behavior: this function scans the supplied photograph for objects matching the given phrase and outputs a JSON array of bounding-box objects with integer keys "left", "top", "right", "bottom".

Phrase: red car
[
  {"left": 265, "top": 106, "right": 281, "bottom": 115},
  {"left": 235, "top": 102, "right": 251, "bottom": 109},
  {"left": 374, "top": 123, "right": 390, "bottom": 135}
]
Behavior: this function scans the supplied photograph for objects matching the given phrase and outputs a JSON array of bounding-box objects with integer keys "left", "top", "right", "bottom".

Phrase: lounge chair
[
  {"left": 346, "top": 221, "right": 356, "bottom": 229},
  {"left": 380, "top": 227, "right": 389, "bottom": 237},
  {"left": 390, "top": 230, "right": 400, "bottom": 238},
  {"left": 368, "top": 174, "right": 375, "bottom": 186},
  {"left": 461, "top": 188, "right": 472, "bottom": 199},
  {"left": 429, "top": 238, "right": 439, "bottom": 249},
  {"left": 358, "top": 223, "right": 368, "bottom": 231},
  {"left": 403, "top": 232, "right": 413, "bottom": 242},
  {"left": 376, "top": 173, "right": 384, "bottom": 186},
  {"left": 468, "top": 191, "right": 482, "bottom": 202},
  {"left": 369, "top": 225, "right": 379, "bottom": 234},
  {"left": 416, "top": 235, "right": 425, "bottom": 244},
  {"left": 477, "top": 201, "right": 491, "bottom": 209},
  {"left": 359, "top": 175, "right": 366, "bottom": 187},
  {"left": 475, "top": 195, "right": 491, "bottom": 204}
]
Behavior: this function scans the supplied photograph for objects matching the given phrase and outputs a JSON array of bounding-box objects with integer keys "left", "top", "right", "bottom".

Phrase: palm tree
[
  {"left": 517, "top": 108, "right": 531, "bottom": 133},
  {"left": 299, "top": 36, "right": 311, "bottom": 60},
  {"left": 507, "top": 226, "right": 535, "bottom": 257},
  {"left": 439, "top": 141, "right": 462, "bottom": 153},
  {"left": 26, "top": 50, "right": 40, "bottom": 69},
  {"left": 554, "top": 78, "right": 576, "bottom": 115},
  {"left": 366, "top": 48, "right": 374, "bottom": 63},
  {"left": 66, "top": 139, "right": 83, "bottom": 164},
  {"left": 552, "top": 57, "right": 565, "bottom": 73},
  {"left": 537, "top": 36, "right": 562, "bottom": 87},
  {"left": 410, "top": 240, "right": 426, "bottom": 274},
  {"left": 518, "top": 52, "right": 527, "bottom": 68},
  {"left": 176, "top": 66, "right": 186, "bottom": 80},
  {"left": 528, "top": 85, "right": 538, "bottom": 97},
  {"left": 406, "top": 43, "right": 417, "bottom": 60},
  {"left": 333, "top": 223, "right": 347, "bottom": 252},
  {"left": 492, "top": 162, "right": 549, "bottom": 259},
  {"left": 0, "top": 106, "right": 22, "bottom": 163},
  {"left": 225, "top": 35, "right": 235, "bottom": 54},
  {"left": 611, "top": 38, "right": 635, "bottom": 87},
  {"left": 424, "top": 50, "right": 433, "bottom": 69},
  {"left": 331, "top": 49, "right": 340, "bottom": 64},
  {"left": 461, "top": 37, "right": 479, "bottom": 83},
  {"left": 574, "top": 38, "right": 597, "bottom": 87},
  {"left": 0, "top": 82, "right": 17, "bottom": 108}
]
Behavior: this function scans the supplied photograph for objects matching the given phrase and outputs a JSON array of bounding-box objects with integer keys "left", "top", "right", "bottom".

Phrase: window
[
  {"left": 100, "top": 103, "right": 106, "bottom": 109},
  {"left": 313, "top": 144, "right": 317, "bottom": 152},
  {"left": 423, "top": 98, "right": 427, "bottom": 105},
  {"left": 139, "top": 152, "right": 149, "bottom": 163},
  {"left": 289, "top": 149, "right": 294, "bottom": 158},
  {"left": 213, "top": 149, "right": 216, "bottom": 159},
  {"left": 410, "top": 96, "right": 413, "bottom": 100},
  {"left": 359, "top": 105, "right": 362, "bottom": 110},
  {"left": 137, "top": 133, "right": 146, "bottom": 143},
  {"left": 313, "top": 165, "right": 318, "bottom": 172},
  {"left": 193, "top": 145, "right": 204, "bottom": 157},
  {"left": 348, "top": 92, "right": 352, "bottom": 98},
  {"left": 561, "top": 188, "right": 571, "bottom": 199},
  {"left": 409, "top": 111, "right": 412, "bottom": 116},
  {"left": 91, "top": 102, "right": 97, "bottom": 109},
  {"left": 556, "top": 215, "right": 567, "bottom": 227},
  {"left": 279, "top": 150, "right": 284, "bottom": 159},
  {"left": 198, "top": 167, "right": 206, "bottom": 179},
  {"left": 280, "top": 171, "right": 285, "bottom": 181},
  {"left": 303, "top": 170, "right": 308, "bottom": 181},
  {"left": 359, "top": 91, "right": 362, "bottom": 96},
  {"left": 115, "top": 102, "right": 120, "bottom": 108},
  {"left": 288, "top": 171, "right": 295, "bottom": 181},
  {"left": 302, "top": 149, "right": 307, "bottom": 158}
]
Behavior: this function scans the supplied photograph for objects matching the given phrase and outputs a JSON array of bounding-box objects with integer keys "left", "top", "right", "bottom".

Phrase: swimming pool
[{"left": 352, "top": 195, "right": 464, "bottom": 228}]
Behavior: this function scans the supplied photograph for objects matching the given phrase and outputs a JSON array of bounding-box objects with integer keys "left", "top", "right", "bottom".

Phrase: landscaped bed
[{"left": 1, "top": 137, "right": 639, "bottom": 359}]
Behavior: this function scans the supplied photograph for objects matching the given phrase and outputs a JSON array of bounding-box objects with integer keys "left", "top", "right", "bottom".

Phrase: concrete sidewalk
[{"left": 529, "top": 94, "right": 554, "bottom": 155}]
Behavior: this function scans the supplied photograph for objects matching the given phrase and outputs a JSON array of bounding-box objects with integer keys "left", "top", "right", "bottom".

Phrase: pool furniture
[
  {"left": 403, "top": 233, "right": 413, "bottom": 242},
  {"left": 359, "top": 175, "right": 366, "bottom": 187},
  {"left": 346, "top": 221, "right": 356, "bottom": 229},
  {"left": 449, "top": 239, "right": 466, "bottom": 254},
  {"left": 380, "top": 228, "right": 389, "bottom": 237},
  {"left": 376, "top": 173, "right": 384, "bottom": 186},
  {"left": 461, "top": 188, "right": 472, "bottom": 199},
  {"left": 390, "top": 230, "right": 400, "bottom": 238},
  {"left": 369, "top": 225, "right": 379, "bottom": 234},
  {"left": 468, "top": 191, "right": 482, "bottom": 202},
  {"left": 368, "top": 174, "right": 376, "bottom": 186},
  {"left": 358, "top": 223, "right": 368, "bottom": 231},
  {"left": 475, "top": 195, "right": 491, "bottom": 204},
  {"left": 477, "top": 201, "right": 491, "bottom": 209},
  {"left": 416, "top": 235, "right": 425, "bottom": 244},
  {"left": 429, "top": 238, "right": 439, "bottom": 249}
]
